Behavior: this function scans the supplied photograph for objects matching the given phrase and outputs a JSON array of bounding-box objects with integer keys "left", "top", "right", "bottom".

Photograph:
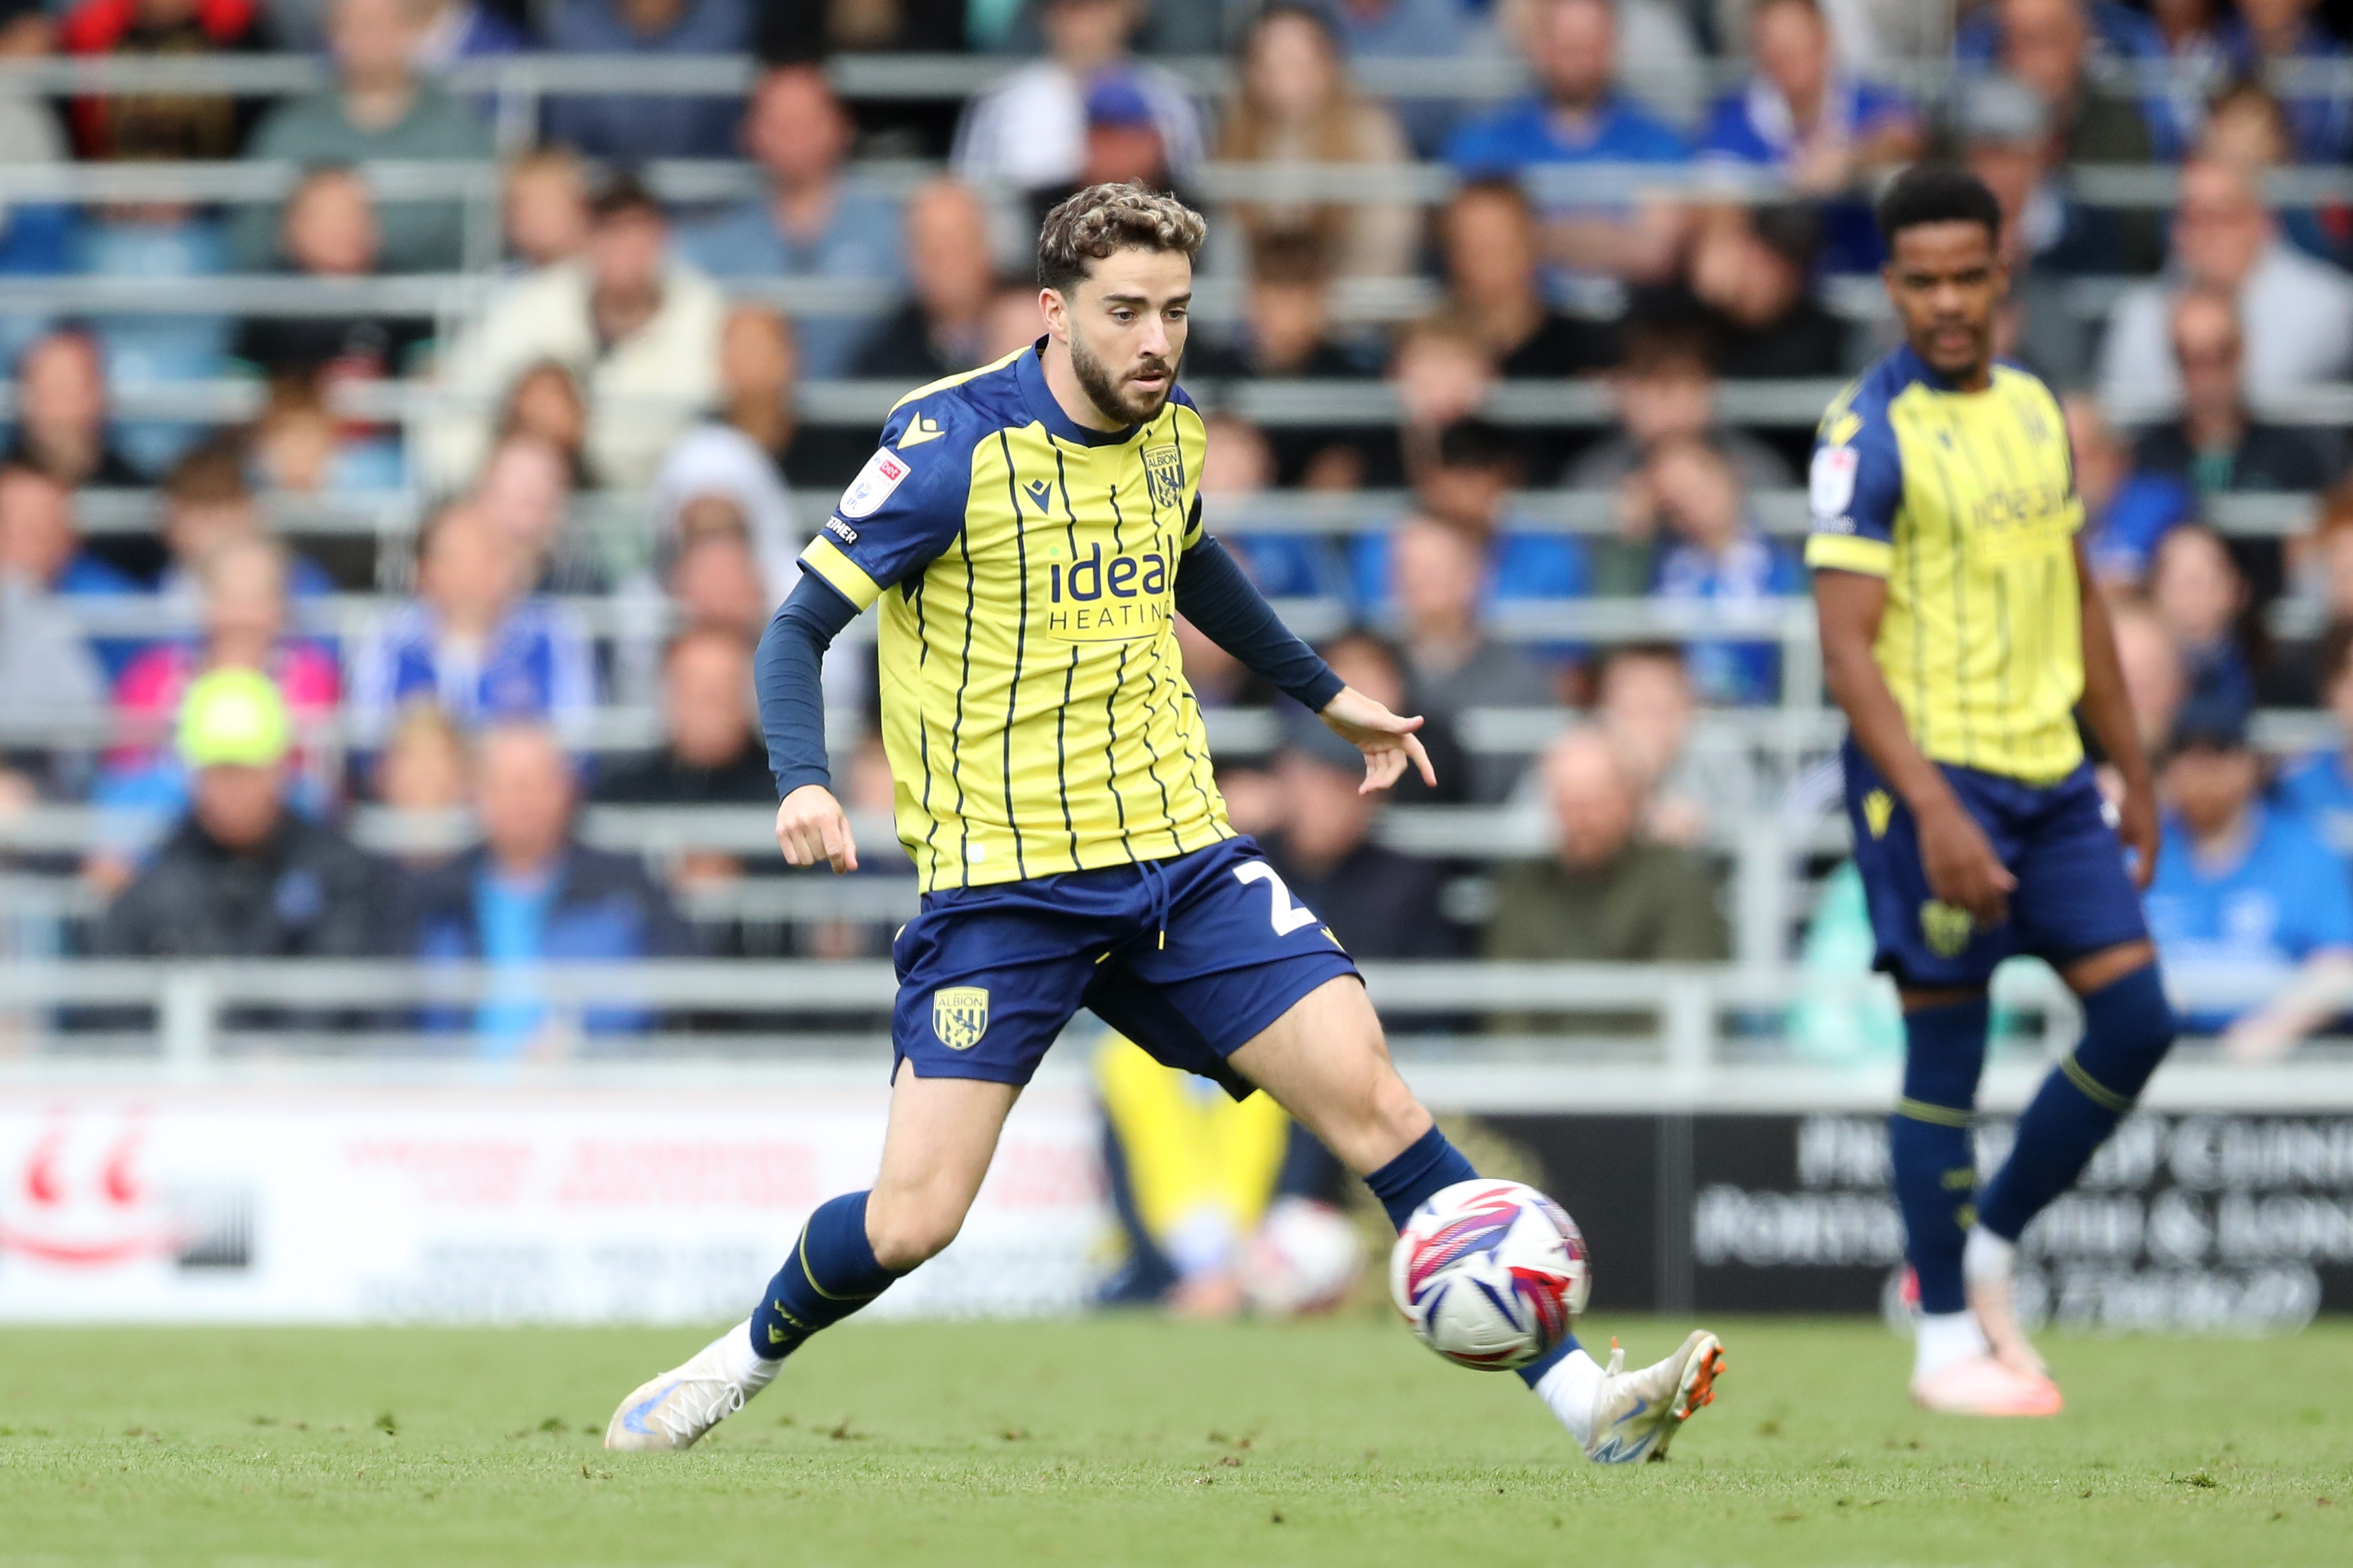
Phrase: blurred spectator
[
  {"left": 677, "top": 65, "right": 905, "bottom": 382},
  {"left": 409, "top": 0, "right": 523, "bottom": 68},
  {"left": 1307, "top": 0, "right": 1505, "bottom": 152},
  {"left": 0, "top": 463, "right": 143, "bottom": 681},
  {"left": 1186, "top": 230, "right": 1368, "bottom": 489},
  {"left": 1352, "top": 419, "right": 1589, "bottom": 620},
  {"left": 982, "top": 284, "right": 1047, "bottom": 361},
  {"left": 347, "top": 501, "right": 596, "bottom": 744},
  {"left": 409, "top": 721, "right": 698, "bottom": 1055},
  {"left": 0, "top": 483, "right": 106, "bottom": 729},
  {"left": 101, "top": 535, "right": 340, "bottom": 823},
  {"left": 370, "top": 699, "right": 467, "bottom": 869},
  {"left": 235, "top": 0, "right": 493, "bottom": 274},
  {"left": 2200, "top": 77, "right": 2349, "bottom": 272},
  {"left": 473, "top": 431, "right": 605, "bottom": 595},
  {"left": 953, "top": 0, "right": 1204, "bottom": 202},
  {"left": 2108, "top": 596, "right": 2187, "bottom": 761},
  {"left": 1482, "top": 727, "right": 1729, "bottom": 1004},
  {"left": 1963, "top": 73, "right": 2121, "bottom": 388},
  {"left": 1440, "top": 180, "right": 1620, "bottom": 379},
  {"left": 503, "top": 147, "right": 592, "bottom": 273},
  {"left": 707, "top": 302, "right": 870, "bottom": 497},
  {"left": 1258, "top": 717, "right": 1456, "bottom": 956},
  {"left": 594, "top": 626, "right": 772, "bottom": 811},
  {"left": 0, "top": 7, "right": 74, "bottom": 350},
  {"left": 250, "top": 377, "right": 394, "bottom": 494},
  {"left": 2279, "top": 618, "right": 2353, "bottom": 846},
  {"left": 648, "top": 419, "right": 799, "bottom": 607},
  {"left": 2239, "top": 0, "right": 2353, "bottom": 167},
  {"left": 1677, "top": 204, "right": 1848, "bottom": 378},
  {"left": 2145, "top": 697, "right": 2353, "bottom": 1057},
  {"left": 853, "top": 180, "right": 1002, "bottom": 383},
  {"left": 1444, "top": 0, "right": 1690, "bottom": 289},
  {"left": 1630, "top": 434, "right": 1802, "bottom": 706},
  {"left": 2134, "top": 287, "right": 2335, "bottom": 502},
  {"left": 1595, "top": 643, "right": 1739, "bottom": 847},
  {"left": 1986, "top": 0, "right": 2164, "bottom": 268},
  {"left": 1076, "top": 67, "right": 1177, "bottom": 196},
  {"left": 495, "top": 361, "right": 593, "bottom": 486},
  {"left": 91, "top": 668, "right": 382, "bottom": 959},
  {"left": 2148, "top": 522, "right": 2256, "bottom": 716},
  {"left": 2099, "top": 157, "right": 2353, "bottom": 406},
  {"left": 1699, "top": 0, "right": 1919, "bottom": 273},
  {"left": 2070, "top": 392, "right": 2193, "bottom": 588},
  {"left": 1563, "top": 318, "right": 1791, "bottom": 492},
  {"left": 1218, "top": 5, "right": 1415, "bottom": 279},
  {"left": 60, "top": 0, "right": 269, "bottom": 162},
  {"left": 429, "top": 177, "right": 724, "bottom": 490},
  {"left": 666, "top": 529, "right": 765, "bottom": 646},
  {"left": 1189, "top": 411, "right": 1344, "bottom": 605},
  {"left": 233, "top": 166, "right": 431, "bottom": 396},
  {"left": 72, "top": 200, "right": 233, "bottom": 480},
  {"left": 1390, "top": 515, "right": 1557, "bottom": 802},
  {"left": 7, "top": 328, "right": 144, "bottom": 490},
  {"left": 154, "top": 437, "right": 334, "bottom": 605},
  {"left": 542, "top": 0, "right": 752, "bottom": 162}
]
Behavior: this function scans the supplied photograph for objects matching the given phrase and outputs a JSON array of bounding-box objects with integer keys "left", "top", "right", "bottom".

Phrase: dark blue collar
[
  {"left": 1893, "top": 341, "right": 1994, "bottom": 394},
  {"left": 1015, "top": 338, "right": 1143, "bottom": 448}
]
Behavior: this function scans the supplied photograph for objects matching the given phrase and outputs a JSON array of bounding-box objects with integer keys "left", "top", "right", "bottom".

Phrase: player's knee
[{"left": 864, "top": 1192, "right": 967, "bottom": 1272}]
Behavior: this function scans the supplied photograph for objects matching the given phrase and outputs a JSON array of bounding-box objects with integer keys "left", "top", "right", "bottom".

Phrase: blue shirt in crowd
[
  {"left": 541, "top": 0, "right": 752, "bottom": 160},
  {"left": 1446, "top": 93, "right": 1690, "bottom": 183},
  {"left": 1699, "top": 75, "right": 1914, "bottom": 271},
  {"left": 677, "top": 183, "right": 907, "bottom": 379},
  {"left": 2144, "top": 804, "right": 2353, "bottom": 1033},
  {"left": 1346, "top": 528, "right": 1591, "bottom": 616},
  {"left": 2080, "top": 469, "right": 2195, "bottom": 584},
  {"left": 2277, "top": 752, "right": 2353, "bottom": 854},
  {"left": 1651, "top": 532, "right": 1803, "bottom": 706}
]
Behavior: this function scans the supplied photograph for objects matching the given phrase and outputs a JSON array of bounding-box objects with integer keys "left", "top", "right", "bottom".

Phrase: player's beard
[{"left": 1070, "top": 326, "right": 1175, "bottom": 427}]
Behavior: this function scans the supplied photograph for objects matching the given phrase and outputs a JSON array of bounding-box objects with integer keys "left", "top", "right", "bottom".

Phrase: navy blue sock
[
  {"left": 747, "top": 1191, "right": 901, "bottom": 1360},
  {"left": 1979, "top": 965, "right": 2175, "bottom": 1241},
  {"left": 1889, "top": 994, "right": 1990, "bottom": 1316},
  {"left": 1365, "top": 1124, "right": 1583, "bottom": 1386}
]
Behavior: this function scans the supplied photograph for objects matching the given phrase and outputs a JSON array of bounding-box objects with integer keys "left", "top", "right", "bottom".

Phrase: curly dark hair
[{"left": 1036, "top": 181, "right": 1207, "bottom": 295}]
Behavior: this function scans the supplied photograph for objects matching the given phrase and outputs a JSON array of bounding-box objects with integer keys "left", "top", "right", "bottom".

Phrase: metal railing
[{"left": 2, "top": 958, "right": 2348, "bottom": 1099}]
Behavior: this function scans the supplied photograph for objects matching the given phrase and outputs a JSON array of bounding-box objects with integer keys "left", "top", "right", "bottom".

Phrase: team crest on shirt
[
  {"left": 1810, "top": 445, "right": 1858, "bottom": 520},
  {"left": 932, "top": 986, "right": 990, "bottom": 1051},
  {"left": 1141, "top": 443, "right": 1186, "bottom": 510},
  {"left": 1919, "top": 900, "right": 1975, "bottom": 957},
  {"left": 1863, "top": 789, "right": 1894, "bottom": 840}
]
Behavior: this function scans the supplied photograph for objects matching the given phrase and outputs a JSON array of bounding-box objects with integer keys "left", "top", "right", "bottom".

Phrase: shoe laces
[{"left": 651, "top": 1377, "right": 744, "bottom": 1443}]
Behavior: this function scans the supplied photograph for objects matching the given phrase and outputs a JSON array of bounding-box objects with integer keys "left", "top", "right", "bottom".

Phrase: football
[
  {"left": 1388, "top": 1179, "right": 1591, "bottom": 1370},
  {"left": 1239, "top": 1197, "right": 1365, "bottom": 1317}
]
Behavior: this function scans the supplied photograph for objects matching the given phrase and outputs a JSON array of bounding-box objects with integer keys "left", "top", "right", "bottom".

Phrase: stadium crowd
[{"left": 3, "top": 0, "right": 2353, "bottom": 1052}]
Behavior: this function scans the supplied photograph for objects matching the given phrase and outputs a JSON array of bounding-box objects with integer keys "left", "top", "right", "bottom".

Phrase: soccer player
[
  {"left": 1808, "top": 165, "right": 2176, "bottom": 1416},
  {"left": 603, "top": 184, "right": 1724, "bottom": 1460}
]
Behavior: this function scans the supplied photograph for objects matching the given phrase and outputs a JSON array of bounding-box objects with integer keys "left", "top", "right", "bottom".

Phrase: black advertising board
[{"left": 1487, "top": 1111, "right": 2353, "bottom": 1330}]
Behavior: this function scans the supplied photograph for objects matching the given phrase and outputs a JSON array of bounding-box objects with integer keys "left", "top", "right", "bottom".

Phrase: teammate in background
[
  {"left": 1808, "top": 165, "right": 2175, "bottom": 1416},
  {"left": 603, "top": 183, "right": 1724, "bottom": 1461}
]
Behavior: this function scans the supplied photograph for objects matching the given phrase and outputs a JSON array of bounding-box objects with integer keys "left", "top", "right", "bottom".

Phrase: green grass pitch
[{"left": 1, "top": 1316, "right": 2347, "bottom": 1566}]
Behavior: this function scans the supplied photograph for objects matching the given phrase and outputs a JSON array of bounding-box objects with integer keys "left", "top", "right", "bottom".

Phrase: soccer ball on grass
[{"left": 1388, "top": 1179, "right": 1590, "bottom": 1370}]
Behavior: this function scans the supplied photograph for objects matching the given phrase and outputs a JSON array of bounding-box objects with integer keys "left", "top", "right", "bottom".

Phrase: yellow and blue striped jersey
[
  {"left": 796, "top": 342, "right": 1232, "bottom": 892},
  {"left": 1804, "top": 345, "right": 2086, "bottom": 783}
]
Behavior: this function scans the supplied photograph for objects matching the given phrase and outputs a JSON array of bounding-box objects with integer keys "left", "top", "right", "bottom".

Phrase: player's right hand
[
  {"left": 1917, "top": 795, "right": 2014, "bottom": 927},
  {"left": 777, "top": 784, "right": 859, "bottom": 875}
]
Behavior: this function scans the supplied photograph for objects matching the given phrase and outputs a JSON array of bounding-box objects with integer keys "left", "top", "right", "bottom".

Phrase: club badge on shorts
[
  {"left": 1919, "top": 900, "right": 1975, "bottom": 958},
  {"left": 932, "top": 986, "right": 990, "bottom": 1050}
]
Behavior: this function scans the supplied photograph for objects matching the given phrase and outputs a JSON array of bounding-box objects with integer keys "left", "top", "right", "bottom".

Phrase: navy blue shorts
[
  {"left": 889, "top": 835, "right": 1360, "bottom": 1097},
  {"left": 1843, "top": 739, "right": 2148, "bottom": 989}
]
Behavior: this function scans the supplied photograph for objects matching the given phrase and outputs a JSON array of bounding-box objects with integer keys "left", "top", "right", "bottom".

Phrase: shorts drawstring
[{"left": 1139, "top": 858, "right": 1172, "bottom": 950}]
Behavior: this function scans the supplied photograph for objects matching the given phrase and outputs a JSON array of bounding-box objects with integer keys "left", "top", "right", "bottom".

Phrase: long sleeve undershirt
[{"left": 754, "top": 536, "right": 1343, "bottom": 796}]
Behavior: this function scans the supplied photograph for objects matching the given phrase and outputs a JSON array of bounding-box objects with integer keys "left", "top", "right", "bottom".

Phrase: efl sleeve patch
[
  {"left": 1809, "top": 446, "right": 1858, "bottom": 520},
  {"left": 838, "top": 448, "right": 914, "bottom": 520}
]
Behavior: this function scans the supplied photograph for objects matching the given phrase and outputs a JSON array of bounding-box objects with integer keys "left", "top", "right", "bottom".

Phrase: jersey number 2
[{"left": 1233, "top": 862, "right": 1320, "bottom": 937}]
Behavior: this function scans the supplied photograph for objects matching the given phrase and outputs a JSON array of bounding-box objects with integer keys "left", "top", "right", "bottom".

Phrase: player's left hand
[
  {"left": 1317, "top": 686, "right": 1438, "bottom": 795},
  {"left": 2114, "top": 779, "right": 2160, "bottom": 892}
]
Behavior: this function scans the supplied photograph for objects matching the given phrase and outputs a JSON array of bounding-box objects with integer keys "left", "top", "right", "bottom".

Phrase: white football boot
[
  {"left": 1913, "top": 1353, "right": 2063, "bottom": 1416},
  {"left": 1963, "top": 1230, "right": 2053, "bottom": 1381},
  {"left": 1581, "top": 1331, "right": 1726, "bottom": 1464},
  {"left": 603, "top": 1327, "right": 770, "bottom": 1451}
]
